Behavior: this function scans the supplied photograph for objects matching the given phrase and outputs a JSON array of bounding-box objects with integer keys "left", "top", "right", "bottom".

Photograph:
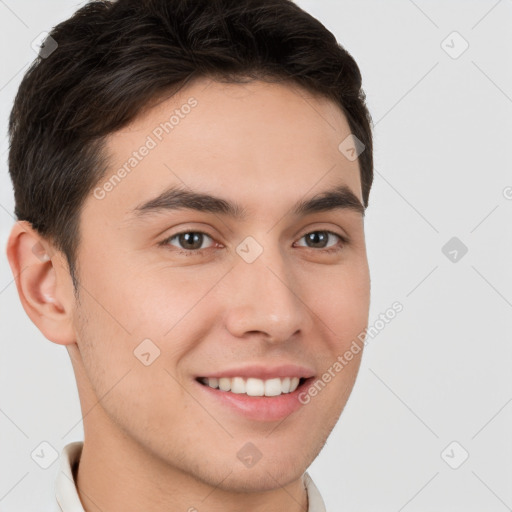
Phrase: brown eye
[
  {"left": 304, "top": 231, "right": 329, "bottom": 249},
  {"left": 295, "top": 230, "right": 346, "bottom": 251},
  {"left": 163, "top": 231, "right": 215, "bottom": 252}
]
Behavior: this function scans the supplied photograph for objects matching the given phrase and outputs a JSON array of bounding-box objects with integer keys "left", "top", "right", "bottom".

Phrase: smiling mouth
[{"left": 196, "top": 376, "right": 309, "bottom": 397}]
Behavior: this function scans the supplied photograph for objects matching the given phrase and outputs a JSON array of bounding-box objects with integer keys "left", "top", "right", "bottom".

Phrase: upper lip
[{"left": 197, "top": 363, "right": 315, "bottom": 380}]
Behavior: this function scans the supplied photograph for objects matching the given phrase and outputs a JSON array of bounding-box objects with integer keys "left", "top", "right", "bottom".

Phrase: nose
[{"left": 223, "top": 246, "right": 310, "bottom": 344}]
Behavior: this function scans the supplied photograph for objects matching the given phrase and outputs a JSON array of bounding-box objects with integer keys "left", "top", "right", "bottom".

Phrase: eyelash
[{"left": 158, "top": 229, "right": 349, "bottom": 257}]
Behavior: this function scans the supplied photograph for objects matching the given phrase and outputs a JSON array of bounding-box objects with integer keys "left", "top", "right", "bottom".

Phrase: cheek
[
  {"left": 76, "top": 245, "right": 206, "bottom": 336},
  {"left": 74, "top": 293, "right": 187, "bottom": 427},
  {"left": 303, "top": 261, "right": 370, "bottom": 348},
  {"left": 302, "top": 263, "right": 369, "bottom": 417},
  {"left": 73, "top": 256, "right": 228, "bottom": 384}
]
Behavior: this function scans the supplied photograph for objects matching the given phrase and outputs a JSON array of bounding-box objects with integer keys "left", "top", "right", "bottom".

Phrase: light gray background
[{"left": 1, "top": 1, "right": 511, "bottom": 510}]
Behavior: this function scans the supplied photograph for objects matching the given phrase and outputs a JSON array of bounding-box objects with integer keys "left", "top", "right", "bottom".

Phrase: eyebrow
[{"left": 129, "top": 183, "right": 365, "bottom": 221}]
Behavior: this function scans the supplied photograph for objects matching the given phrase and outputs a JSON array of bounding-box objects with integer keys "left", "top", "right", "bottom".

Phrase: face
[{"left": 69, "top": 77, "right": 370, "bottom": 491}]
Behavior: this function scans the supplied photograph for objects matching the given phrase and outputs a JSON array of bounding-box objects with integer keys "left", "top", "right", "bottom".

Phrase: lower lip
[{"left": 194, "top": 378, "right": 315, "bottom": 422}]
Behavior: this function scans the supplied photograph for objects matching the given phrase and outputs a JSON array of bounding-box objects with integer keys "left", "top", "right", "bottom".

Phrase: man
[{"left": 6, "top": 0, "right": 374, "bottom": 510}]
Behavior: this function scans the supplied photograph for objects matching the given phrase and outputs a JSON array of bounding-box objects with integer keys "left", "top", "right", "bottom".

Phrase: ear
[{"left": 5, "top": 220, "right": 76, "bottom": 345}]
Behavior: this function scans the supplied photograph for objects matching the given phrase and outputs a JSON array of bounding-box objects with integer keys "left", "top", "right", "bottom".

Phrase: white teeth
[
  {"left": 264, "top": 378, "right": 283, "bottom": 396},
  {"left": 199, "top": 376, "right": 304, "bottom": 396},
  {"left": 231, "top": 377, "right": 246, "bottom": 394},
  {"left": 219, "top": 377, "right": 231, "bottom": 391},
  {"left": 246, "top": 377, "right": 265, "bottom": 396}
]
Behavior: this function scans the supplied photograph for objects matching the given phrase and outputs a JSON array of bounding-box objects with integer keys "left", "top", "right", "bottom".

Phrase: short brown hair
[{"left": 8, "top": 0, "right": 374, "bottom": 290}]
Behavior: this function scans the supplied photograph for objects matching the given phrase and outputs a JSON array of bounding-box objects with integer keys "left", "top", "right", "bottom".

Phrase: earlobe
[{"left": 5, "top": 220, "right": 76, "bottom": 346}]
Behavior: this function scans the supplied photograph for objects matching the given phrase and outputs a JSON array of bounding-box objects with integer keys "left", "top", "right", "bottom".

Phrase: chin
[{"left": 214, "top": 463, "right": 306, "bottom": 493}]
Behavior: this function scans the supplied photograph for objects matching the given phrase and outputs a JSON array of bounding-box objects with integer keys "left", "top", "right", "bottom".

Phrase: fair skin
[{"left": 6, "top": 77, "right": 370, "bottom": 512}]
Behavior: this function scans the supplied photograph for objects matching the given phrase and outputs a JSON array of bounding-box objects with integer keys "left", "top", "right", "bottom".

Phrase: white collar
[{"left": 55, "top": 442, "right": 326, "bottom": 512}]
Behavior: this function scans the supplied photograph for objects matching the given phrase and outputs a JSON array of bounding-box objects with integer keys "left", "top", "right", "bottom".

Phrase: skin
[{"left": 6, "top": 77, "right": 370, "bottom": 512}]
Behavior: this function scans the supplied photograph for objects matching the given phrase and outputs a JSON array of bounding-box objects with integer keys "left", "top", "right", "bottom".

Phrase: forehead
[{"left": 85, "top": 77, "right": 363, "bottom": 224}]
